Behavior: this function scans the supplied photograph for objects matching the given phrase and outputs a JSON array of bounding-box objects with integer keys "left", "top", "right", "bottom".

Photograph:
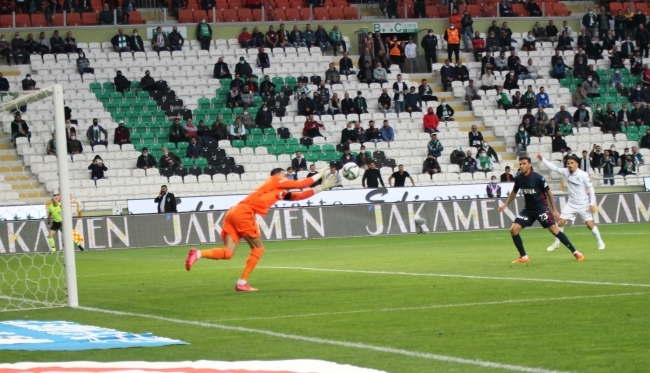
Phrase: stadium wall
[
  {"left": 7, "top": 18, "right": 581, "bottom": 58},
  {"left": 1, "top": 192, "right": 649, "bottom": 254}
]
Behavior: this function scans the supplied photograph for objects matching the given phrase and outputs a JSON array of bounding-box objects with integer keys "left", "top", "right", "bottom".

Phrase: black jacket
[
  {"left": 114, "top": 75, "right": 131, "bottom": 92},
  {"left": 129, "top": 35, "right": 144, "bottom": 50},
  {"left": 168, "top": 31, "right": 184, "bottom": 47},
  {"left": 234, "top": 61, "right": 253, "bottom": 77},
  {"left": 255, "top": 109, "right": 273, "bottom": 127},
  {"left": 436, "top": 104, "right": 454, "bottom": 118},
  {"left": 0, "top": 77, "right": 8, "bottom": 91},
  {"left": 88, "top": 162, "right": 108, "bottom": 179},
  {"left": 378, "top": 93, "right": 391, "bottom": 109},
  {"left": 420, "top": 34, "right": 438, "bottom": 53},
  {"left": 213, "top": 62, "right": 231, "bottom": 79},
  {"left": 155, "top": 192, "right": 177, "bottom": 213},
  {"left": 362, "top": 168, "right": 384, "bottom": 188},
  {"left": 339, "top": 57, "right": 354, "bottom": 72},
  {"left": 292, "top": 157, "right": 307, "bottom": 171},
  {"left": 137, "top": 154, "right": 157, "bottom": 168},
  {"left": 341, "top": 98, "right": 354, "bottom": 113}
]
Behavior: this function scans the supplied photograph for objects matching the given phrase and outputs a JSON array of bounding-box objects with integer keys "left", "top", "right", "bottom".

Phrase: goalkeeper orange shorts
[{"left": 221, "top": 203, "right": 261, "bottom": 244}]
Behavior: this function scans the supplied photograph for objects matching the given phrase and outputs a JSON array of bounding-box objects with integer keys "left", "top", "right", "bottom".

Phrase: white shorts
[{"left": 560, "top": 204, "right": 594, "bottom": 222}]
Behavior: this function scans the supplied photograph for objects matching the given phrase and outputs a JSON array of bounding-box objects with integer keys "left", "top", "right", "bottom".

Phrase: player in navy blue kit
[{"left": 498, "top": 157, "right": 584, "bottom": 263}]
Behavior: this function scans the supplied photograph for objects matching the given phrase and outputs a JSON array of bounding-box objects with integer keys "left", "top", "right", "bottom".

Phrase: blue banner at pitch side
[{"left": 0, "top": 320, "right": 188, "bottom": 351}]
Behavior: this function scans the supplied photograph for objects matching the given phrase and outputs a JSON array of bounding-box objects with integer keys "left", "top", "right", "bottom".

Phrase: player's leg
[
  {"left": 547, "top": 224, "right": 583, "bottom": 260},
  {"left": 186, "top": 234, "right": 237, "bottom": 271},
  {"left": 585, "top": 220, "right": 605, "bottom": 249},
  {"left": 580, "top": 207, "right": 605, "bottom": 250},
  {"left": 48, "top": 229, "right": 56, "bottom": 252},
  {"left": 509, "top": 222, "right": 530, "bottom": 263},
  {"left": 235, "top": 235, "right": 265, "bottom": 292},
  {"left": 547, "top": 218, "right": 568, "bottom": 252}
]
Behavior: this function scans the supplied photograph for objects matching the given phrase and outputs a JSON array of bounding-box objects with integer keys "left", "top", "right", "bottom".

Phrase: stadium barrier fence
[{"left": 1, "top": 192, "right": 649, "bottom": 254}]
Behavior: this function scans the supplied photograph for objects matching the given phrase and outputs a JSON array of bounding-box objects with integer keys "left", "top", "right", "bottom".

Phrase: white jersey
[{"left": 541, "top": 159, "right": 596, "bottom": 207}]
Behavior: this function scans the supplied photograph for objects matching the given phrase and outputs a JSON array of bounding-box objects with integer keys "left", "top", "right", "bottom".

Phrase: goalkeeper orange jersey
[{"left": 238, "top": 175, "right": 314, "bottom": 217}]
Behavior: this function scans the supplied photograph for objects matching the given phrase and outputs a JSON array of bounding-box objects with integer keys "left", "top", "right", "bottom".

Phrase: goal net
[{"left": 0, "top": 85, "right": 78, "bottom": 312}]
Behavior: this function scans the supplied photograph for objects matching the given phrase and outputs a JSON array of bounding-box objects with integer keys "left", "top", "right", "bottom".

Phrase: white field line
[
  {"left": 259, "top": 267, "right": 650, "bottom": 288},
  {"left": 77, "top": 305, "right": 573, "bottom": 373},
  {"left": 212, "top": 292, "right": 650, "bottom": 322}
]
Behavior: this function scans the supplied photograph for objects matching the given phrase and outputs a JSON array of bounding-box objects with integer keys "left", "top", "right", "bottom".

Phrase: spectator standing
[
  {"left": 404, "top": 37, "right": 419, "bottom": 72},
  {"left": 137, "top": 147, "right": 157, "bottom": 169},
  {"left": 392, "top": 74, "right": 408, "bottom": 114},
  {"left": 389, "top": 165, "right": 415, "bottom": 187},
  {"left": 582, "top": 7, "right": 598, "bottom": 40},
  {"left": 423, "top": 108, "right": 439, "bottom": 134},
  {"left": 460, "top": 11, "right": 473, "bottom": 53},
  {"left": 601, "top": 150, "right": 616, "bottom": 185},
  {"left": 197, "top": 17, "right": 212, "bottom": 50},
  {"left": 154, "top": 185, "right": 177, "bottom": 213},
  {"left": 421, "top": 29, "right": 438, "bottom": 73},
  {"left": 362, "top": 161, "right": 385, "bottom": 188},
  {"left": 88, "top": 155, "right": 108, "bottom": 184},
  {"left": 86, "top": 119, "right": 108, "bottom": 150},
  {"left": 113, "top": 120, "right": 131, "bottom": 146},
  {"left": 444, "top": 23, "right": 460, "bottom": 62}
]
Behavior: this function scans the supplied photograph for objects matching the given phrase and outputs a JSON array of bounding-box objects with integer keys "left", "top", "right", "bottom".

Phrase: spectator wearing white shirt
[
  {"left": 526, "top": 59, "right": 539, "bottom": 78},
  {"left": 403, "top": 37, "right": 419, "bottom": 73},
  {"left": 392, "top": 74, "right": 408, "bottom": 114},
  {"left": 228, "top": 119, "right": 246, "bottom": 141},
  {"left": 480, "top": 69, "right": 497, "bottom": 90},
  {"left": 373, "top": 62, "right": 388, "bottom": 84}
]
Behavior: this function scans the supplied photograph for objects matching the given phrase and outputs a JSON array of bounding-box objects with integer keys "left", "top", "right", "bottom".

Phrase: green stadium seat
[
  {"left": 89, "top": 82, "right": 101, "bottom": 90},
  {"left": 102, "top": 82, "right": 115, "bottom": 91},
  {"left": 249, "top": 128, "right": 263, "bottom": 137},
  {"left": 285, "top": 76, "right": 297, "bottom": 87},
  {"left": 246, "top": 139, "right": 260, "bottom": 147},
  {"left": 124, "top": 91, "right": 137, "bottom": 100},
  {"left": 232, "top": 139, "right": 245, "bottom": 148},
  {"left": 198, "top": 98, "right": 211, "bottom": 109},
  {"left": 194, "top": 158, "right": 208, "bottom": 168},
  {"left": 628, "top": 125, "right": 639, "bottom": 133},
  {"left": 161, "top": 142, "right": 176, "bottom": 150},
  {"left": 269, "top": 147, "right": 283, "bottom": 155},
  {"left": 286, "top": 138, "right": 299, "bottom": 145},
  {"left": 137, "top": 91, "right": 149, "bottom": 98},
  {"left": 305, "top": 154, "right": 319, "bottom": 162},
  {"left": 308, "top": 144, "right": 321, "bottom": 152},
  {"left": 259, "top": 138, "right": 274, "bottom": 147},
  {"left": 130, "top": 81, "right": 140, "bottom": 88},
  {"left": 322, "top": 144, "right": 336, "bottom": 153}
]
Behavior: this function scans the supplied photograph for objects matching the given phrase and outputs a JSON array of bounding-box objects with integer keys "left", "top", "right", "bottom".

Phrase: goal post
[{"left": 0, "top": 84, "right": 78, "bottom": 309}]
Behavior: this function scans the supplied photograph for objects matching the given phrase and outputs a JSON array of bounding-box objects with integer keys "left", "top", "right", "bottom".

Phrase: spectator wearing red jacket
[
  {"left": 113, "top": 120, "right": 131, "bottom": 146},
  {"left": 239, "top": 27, "right": 258, "bottom": 49},
  {"left": 302, "top": 115, "right": 324, "bottom": 137},
  {"left": 449, "top": 9, "right": 462, "bottom": 29},
  {"left": 423, "top": 107, "right": 439, "bottom": 134},
  {"left": 471, "top": 31, "right": 485, "bottom": 62}
]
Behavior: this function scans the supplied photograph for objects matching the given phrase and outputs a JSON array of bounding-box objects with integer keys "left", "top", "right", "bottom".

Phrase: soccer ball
[{"left": 342, "top": 163, "right": 360, "bottom": 180}]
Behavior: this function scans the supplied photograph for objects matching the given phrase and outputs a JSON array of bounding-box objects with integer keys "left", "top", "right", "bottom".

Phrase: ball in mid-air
[{"left": 341, "top": 163, "right": 360, "bottom": 180}]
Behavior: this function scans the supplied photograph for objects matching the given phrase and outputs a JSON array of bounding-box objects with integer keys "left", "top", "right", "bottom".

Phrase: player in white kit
[{"left": 537, "top": 153, "right": 605, "bottom": 251}]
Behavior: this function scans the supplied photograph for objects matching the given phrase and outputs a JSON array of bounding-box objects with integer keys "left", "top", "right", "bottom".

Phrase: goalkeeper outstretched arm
[{"left": 283, "top": 174, "right": 339, "bottom": 201}]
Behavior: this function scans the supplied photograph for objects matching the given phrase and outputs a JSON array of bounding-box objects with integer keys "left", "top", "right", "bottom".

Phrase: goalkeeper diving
[{"left": 185, "top": 167, "right": 338, "bottom": 292}]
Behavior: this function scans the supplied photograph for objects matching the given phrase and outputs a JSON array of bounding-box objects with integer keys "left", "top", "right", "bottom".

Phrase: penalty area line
[
  {"left": 259, "top": 267, "right": 650, "bottom": 288},
  {"left": 76, "top": 305, "right": 571, "bottom": 373}
]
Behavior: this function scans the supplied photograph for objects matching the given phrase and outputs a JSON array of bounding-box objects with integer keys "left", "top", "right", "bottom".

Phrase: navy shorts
[
  {"left": 50, "top": 221, "right": 62, "bottom": 231},
  {"left": 514, "top": 209, "right": 555, "bottom": 229}
]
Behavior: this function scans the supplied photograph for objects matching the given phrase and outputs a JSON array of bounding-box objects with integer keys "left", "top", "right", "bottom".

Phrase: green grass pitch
[{"left": 2, "top": 223, "right": 650, "bottom": 373}]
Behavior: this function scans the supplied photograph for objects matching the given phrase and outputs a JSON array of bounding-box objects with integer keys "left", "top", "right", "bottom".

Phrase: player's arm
[
  {"left": 537, "top": 153, "right": 562, "bottom": 174},
  {"left": 278, "top": 167, "right": 328, "bottom": 189},
  {"left": 498, "top": 188, "right": 518, "bottom": 212},
  {"left": 284, "top": 175, "right": 338, "bottom": 200},
  {"left": 388, "top": 174, "right": 394, "bottom": 187},
  {"left": 583, "top": 174, "right": 597, "bottom": 212},
  {"left": 409, "top": 175, "right": 415, "bottom": 186}
]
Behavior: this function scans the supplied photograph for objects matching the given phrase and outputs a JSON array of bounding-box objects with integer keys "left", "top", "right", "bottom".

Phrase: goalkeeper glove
[
  {"left": 310, "top": 167, "right": 330, "bottom": 183},
  {"left": 314, "top": 174, "right": 339, "bottom": 193}
]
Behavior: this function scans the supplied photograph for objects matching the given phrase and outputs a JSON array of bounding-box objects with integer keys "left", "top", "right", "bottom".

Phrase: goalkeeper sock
[
  {"left": 200, "top": 248, "right": 233, "bottom": 260},
  {"left": 240, "top": 247, "right": 264, "bottom": 281},
  {"left": 48, "top": 237, "right": 55, "bottom": 249},
  {"left": 555, "top": 232, "right": 576, "bottom": 253}
]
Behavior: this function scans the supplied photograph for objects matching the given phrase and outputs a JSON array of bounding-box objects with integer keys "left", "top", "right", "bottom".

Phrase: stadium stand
[{"left": 1, "top": 14, "right": 650, "bottom": 211}]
